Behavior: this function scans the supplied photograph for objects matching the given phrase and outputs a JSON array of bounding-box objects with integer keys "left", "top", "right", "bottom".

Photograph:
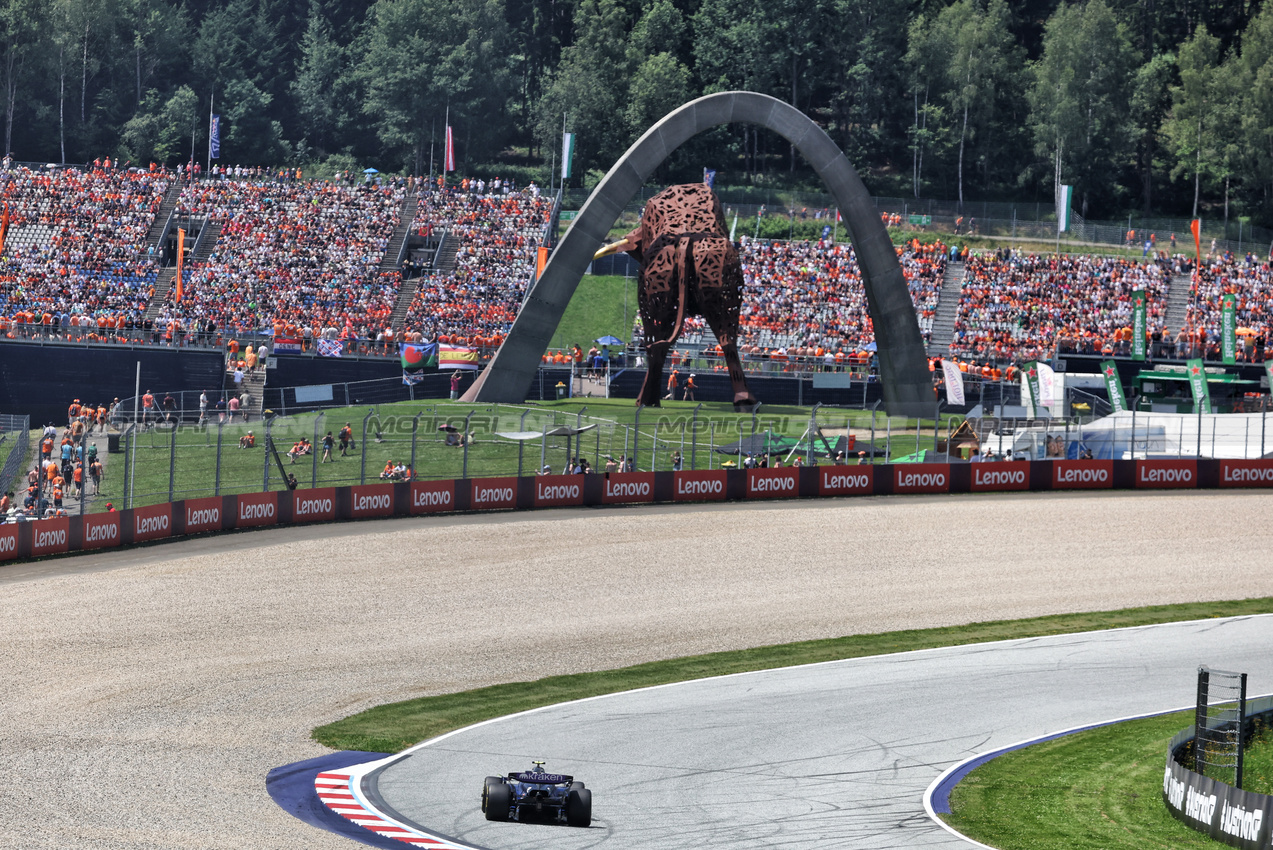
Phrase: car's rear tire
[
  {"left": 484, "top": 782, "right": 513, "bottom": 821},
  {"left": 565, "top": 787, "right": 591, "bottom": 827},
  {"left": 569, "top": 781, "right": 586, "bottom": 792}
]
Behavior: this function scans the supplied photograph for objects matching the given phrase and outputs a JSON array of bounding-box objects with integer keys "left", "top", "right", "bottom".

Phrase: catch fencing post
[
  {"left": 691, "top": 403, "right": 702, "bottom": 469},
  {"left": 539, "top": 422, "right": 548, "bottom": 473},
  {"left": 651, "top": 421, "right": 659, "bottom": 471},
  {"left": 462, "top": 410, "right": 475, "bottom": 478},
  {"left": 807, "top": 403, "right": 821, "bottom": 465},
  {"left": 516, "top": 409, "right": 529, "bottom": 476},
  {"left": 870, "top": 400, "right": 880, "bottom": 463},
  {"left": 215, "top": 421, "right": 223, "bottom": 495},
  {"left": 933, "top": 401, "right": 944, "bottom": 453},
  {"left": 1131, "top": 405, "right": 1137, "bottom": 459},
  {"left": 122, "top": 426, "right": 133, "bottom": 509},
  {"left": 1197, "top": 399, "right": 1203, "bottom": 458},
  {"left": 360, "top": 408, "right": 375, "bottom": 485},
  {"left": 633, "top": 406, "right": 642, "bottom": 472},
  {"left": 312, "top": 412, "right": 325, "bottom": 486},
  {"left": 264, "top": 414, "right": 276, "bottom": 491},
  {"left": 168, "top": 422, "right": 177, "bottom": 502},
  {"left": 411, "top": 411, "right": 424, "bottom": 477}
]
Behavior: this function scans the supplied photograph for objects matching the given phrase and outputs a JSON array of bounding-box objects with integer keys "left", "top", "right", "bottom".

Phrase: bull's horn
[{"left": 593, "top": 238, "right": 631, "bottom": 260}]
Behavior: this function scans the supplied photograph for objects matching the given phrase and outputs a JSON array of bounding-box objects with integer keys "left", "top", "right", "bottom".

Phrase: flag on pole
[
  {"left": 703, "top": 168, "right": 716, "bottom": 189},
  {"left": 444, "top": 124, "right": 455, "bottom": 172},
  {"left": 1037, "top": 361, "right": 1056, "bottom": 412},
  {"left": 1186, "top": 358, "right": 1211, "bottom": 414},
  {"left": 1190, "top": 219, "right": 1202, "bottom": 264},
  {"left": 1264, "top": 359, "right": 1273, "bottom": 395},
  {"left": 729, "top": 213, "right": 738, "bottom": 242},
  {"left": 439, "top": 344, "right": 480, "bottom": 370},
  {"left": 941, "top": 360, "right": 965, "bottom": 406},
  {"left": 401, "top": 342, "right": 438, "bottom": 384},
  {"left": 1131, "top": 289, "right": 1146, "bottom": 361},
  {"left": 1221, "top": 294, "right": 1237, "bottom": 364},
  {"left": 1022, "top": 360, "right": 1041, "bottom": 418},
  {"left": 316, "top": 338, "right": 343, "bottom": 358},
  {"left": 561, "top": 132, "right": 575, "bottom": 179},
  {"left": 174, "top": 227, "right": 185, "bottom": 303},
  {"left": 209, "top": 114, "right": 221, "bottom": 160},
  {"left": 1100, "top": 360, "right": 1127, "bottom": 413},
  {"left": 1056, "top": 184, "right": 1073, "bottom": 233},
  {"left": 0, "top": 202, "right": 9, "bottom": 253}
]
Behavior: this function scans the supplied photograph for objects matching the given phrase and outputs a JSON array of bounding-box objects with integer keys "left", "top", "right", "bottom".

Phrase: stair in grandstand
[
  {"left": 389, "top": 275, "right": 418, "bottom": 333},
  {"left": 143, "top": 267, "right": 177, "bottom": 321},
  {"left": 191, "top": 222, "right": 221, "bottom": 262},
  {"left": 434, "top": 232, "right": 460, "bottom": 275},
  {"left": 378, "top": 194, "right": 418, "bottom": 273},
  {"left": 223, "top": 365, "right": 267, "bottom": 424},
  {"left": 926, "top": 260, "right": 966, "bottom": 357},
  {"left": 1163, "top": 273, "right": 1193, "bottom": 339},
  {"left": 144, "top": 180, "right": 184, "bottom": 248}
]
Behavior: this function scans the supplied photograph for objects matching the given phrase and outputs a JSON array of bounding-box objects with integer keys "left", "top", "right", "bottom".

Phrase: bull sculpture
[{"left": 594, "top": 183, "right": 757, "bottom": 410}]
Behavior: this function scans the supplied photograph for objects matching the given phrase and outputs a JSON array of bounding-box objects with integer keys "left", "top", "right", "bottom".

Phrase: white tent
[{"left": 1068, "top": 411, "right": 1273, "bottom": 459}]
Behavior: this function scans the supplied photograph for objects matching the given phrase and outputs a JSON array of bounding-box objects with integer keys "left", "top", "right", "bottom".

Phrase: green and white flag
[
  {"left": 1221, "top": 294, "right": 1237, "bottom": 365},
  {"left": 1186, "top": 357, "right": 1212, "bottom": 414},
  {"left": 1022, "top": 360, "right": 1042, "bottom": 418},
  {"left": 1266, "top": 359, "right": 1273, "bottom": 393},
  {"left": 561, "top": 132, "right": 575, "bottom": 179},
  {"left": 1101, "top": 360, "right": 1127, "bottom": 413},
  {"left": 1057, "top": 184, "right": 1073, "bottom": 233},
  {"left": 1131, "top": 289, "right": 1147, "bottom": 361}
]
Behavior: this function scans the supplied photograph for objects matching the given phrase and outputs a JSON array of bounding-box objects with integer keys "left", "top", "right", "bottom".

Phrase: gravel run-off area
[{"left": 2, "top": 489, "right": 1271, "bottom": 848}]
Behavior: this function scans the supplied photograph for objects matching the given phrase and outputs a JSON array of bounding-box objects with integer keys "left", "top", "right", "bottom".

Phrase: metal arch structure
[{"left": 464, "top": 91, "right": 934, "bottom": 415}]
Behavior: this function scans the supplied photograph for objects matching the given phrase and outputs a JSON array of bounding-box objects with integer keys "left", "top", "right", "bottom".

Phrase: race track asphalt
[
  {"left": 4, "top": 490, "right": 1273, "bottom": 848},
  {"left": 372, "top": 615, "right": 1273, "bottom": 849}
]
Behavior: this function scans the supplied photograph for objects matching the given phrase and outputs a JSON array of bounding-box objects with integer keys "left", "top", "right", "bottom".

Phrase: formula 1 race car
[{"left": 482, "top": 761, "right": 592, "bottom": 827}]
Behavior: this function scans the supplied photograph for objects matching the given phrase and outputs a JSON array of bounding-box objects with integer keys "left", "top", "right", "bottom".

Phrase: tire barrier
[
  {"left": 2, "top": 458, "right": 1271, "bottom": 565},
  {"left": 1164, "top": 696, "right": 1273, "bottom": 849}
]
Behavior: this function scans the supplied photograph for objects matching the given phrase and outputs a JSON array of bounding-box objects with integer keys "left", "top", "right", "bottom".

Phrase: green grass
[
  {"left": 97, "top": 398, "right": 953, "bottom": 509},
  {"left": 312, "top": 597, "right": 1273, "bottom": 755},
  {"left": 1240, "top": 717, "right": 1273, "bottom": 795},
  {"left": 945, "top": 710, "right": 1211, "bottom": 849},
  {"left": 547, "top": 274, "right": 639, "bottom": 352}
]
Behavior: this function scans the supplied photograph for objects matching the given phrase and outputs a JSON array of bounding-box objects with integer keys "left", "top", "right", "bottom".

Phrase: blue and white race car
[{"left": 482, "top": 761, "right": 592, "bottom": 826}]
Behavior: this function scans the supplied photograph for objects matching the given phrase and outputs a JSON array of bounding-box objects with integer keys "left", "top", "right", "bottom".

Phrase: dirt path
[{"left": 3, "top": 490, "right": 1272, "bottom": 848}]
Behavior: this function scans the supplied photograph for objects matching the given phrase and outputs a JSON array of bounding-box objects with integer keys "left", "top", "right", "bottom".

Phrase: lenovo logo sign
[
  {"left": 133, "top": 504, "right": 172, "bottom": 542},
  {"left": 31, "top": 518, "right": 70, "bottom": 555},
  {"left": 410, "top": 480, "right": 455, "bottom": 514},
  {"left": 601, "top": 472, "right": 655, "bottom": 504},
  {"left": 1136, "top": 460, "right": 1196, "bottom": 489},
  {"left": 746, "top": 468, "right": 798, "bottom": 500},
  {"left": 673, "top": 471, "right": 727, "bottom": 501},
  {"left": 292, "top": 488, "right": 336, "bottom": 522},
  {"left": 893, "top": 463, "right": 950, "bottom": 494},
  {"left": 470, "top": 477, "right": 518, "bottom": 510},
  {"left": 1052, "top": 460, "right": 1112, "bottom": 489},
  {"left": 0, "top": 525, "right": 17, "bottom": 561},
  {"left": 971, "top": 461, "right": 1030, "bottom": 492},
  {"left": 352, "top": 484, "right": 395, "bottom": 517},
  {"left": 534, "top": 475, "right": 584, "bottom": 507},
  {"left": 236, "top": 493, "right": 279, "bottom": 527},
  {"left": 82, "top": 515, "right": 121, "bottom": 549},
  {"left": 184, "top": 497, "right": 223, "bottom": 533},
  {"left": 818, "top": 466, "right": 873, "bottom": 496},
  {"left": 1219, "top": 460, "right": 1273, "bottom": 487}
]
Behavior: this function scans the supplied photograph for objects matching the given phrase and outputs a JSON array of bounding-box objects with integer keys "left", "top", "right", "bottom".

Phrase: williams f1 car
[{"left": 482, "top": 761, "right": 592, "bottom": 826}]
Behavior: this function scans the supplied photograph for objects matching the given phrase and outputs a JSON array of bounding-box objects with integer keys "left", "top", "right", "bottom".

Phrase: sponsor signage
[
  {"left": 970, "top": 461, "right": 1030, "bottom": 492},
  {"left": 1136, "top": 459, "right": 1197, "bottom": 489},
  {"left": 818, "top": 465, "right": 874, "bottom": 496},
  {"left": 292, "top": 488, "right": 336, "bottom": 523},
  {"left": 81, "top": 513, "right": 121, "bottom": 550},
  {"left": 470, "top": 477, "right": 517, "bottom": 511},
  {"left": 1163, "top": 741, "right": 1273, "bottom": 848},
  {"left": 410, "top": 480, "right": 456, "bottom": 514},
  {"left": 672, "top": 470, "right": 727, "bottom": 502},
  {"left": 0, "top": 523, "right": 19, "bottom": 561},
  {"left": 1219, "top": 460, "right": 1273, "bottom": 488},
  {"left": 351, "top": 484, "right": 395, "bottom": 518},
  {"left": 133, "top": 503, "right": 173, "bottom": 542},
  {"left": 600, "top": 472, "right": 655, "bottom": 504},
  {"left": 1052, "top": 460, "right": 1113, "bottom": 489},
  {"left": 746, "top": 468, "right": 799, "bottom": 500},
  {"left": 236, "top": 492, "right": 279, "bottom": 528},
  {"left": 184, "top": 496, "right": 223, "bottom": 533},
  {"left": 893, "top": 463, "right": 950, "bottom": 494},
  {"left": 533, "top": 475, "right": 585, "bottom": 508},
  {"left": 31, "top": 517, "right": 70, "bottom": 556}
]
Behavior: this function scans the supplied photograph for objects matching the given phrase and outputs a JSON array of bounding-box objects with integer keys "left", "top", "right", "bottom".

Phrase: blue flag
[
  {"left": 821, "top": 224, "right": 832, "bottom": 241},
  {"left": 210, "top": 114, "right": 221, "bottom": 160},
  {"left": 703, "top": 168, "right": 716, "bottom": 189}
]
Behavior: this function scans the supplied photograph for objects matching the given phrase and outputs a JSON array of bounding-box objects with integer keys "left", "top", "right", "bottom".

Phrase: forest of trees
[{"left": 1, "top": 0, "right": 1271, "bottom": 222}]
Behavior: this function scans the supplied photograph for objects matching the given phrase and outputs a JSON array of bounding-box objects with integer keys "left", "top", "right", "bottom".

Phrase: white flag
[
  {"left": 561, "top": 132, "right": 574, "bottom": 179},
  {"left": 1057, "top": 184, "right": 1073, "bottom": 233},
  {"left": 1037, "top": 361, "right": 1057, "bottom": 412},
  {"left": 941, "top": 360, "right": 965, "bottom": 406}
]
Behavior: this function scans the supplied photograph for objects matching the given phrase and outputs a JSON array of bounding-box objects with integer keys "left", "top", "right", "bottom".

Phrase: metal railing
[{"left": 0, "top": 414, "right": 31, "bottom": 495}]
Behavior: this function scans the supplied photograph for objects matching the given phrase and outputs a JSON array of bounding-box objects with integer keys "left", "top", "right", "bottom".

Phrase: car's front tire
[
  {"left": 565, "top": 787, "right": 591, "bottom": 827},
  {"left": 484, "top": 782, "right": 513, "bottom": 821}
]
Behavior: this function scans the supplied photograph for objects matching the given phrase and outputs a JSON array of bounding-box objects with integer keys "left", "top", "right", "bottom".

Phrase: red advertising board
[
  {"left": 893, "top": 463, "right": 951, "bottom": 494},
  {"left": 1051, "top": 460, "right": 1113, "bottom": 490},
  {"left": 533, "top": 474, "right": 585, "bottom": 508},
  {"left": 469, "top": 477, "right": 518, "bottom": 511},
  {"left": 0, "top": 523, "right": 17, "bottom": 561},
  {"left": 81, "top": 512, "right": 121, "bottom": 550},
  {"left": 970, "top": 461, "right": 1030, "bottom": 492},
  {"left": 818, "top": 465, "right": 874, "bottom": 496},
  {"left": 600, "top": 472, "right": 655, "bottom": 504},
  {"left": 183, "top": 496, "right": 224, "bottom": 534},
  {"left": 745, "top": 468, "right": 799, "bottom": 500},
  {"left": 236, "top": 491, "right": 279, "bottom": 528},
  {"left": 1219, "top": 459, "right": 1273, "bottom": 488},
  {"left": 672, "top": 470, "right": 727, "bottom": 502},
  {"left": 132, "top": 503, "right": 173, "bottom": 542},
  {"left": 31, "top": 516, "right": 70, "bottom": 556},
  {"left": 1135, "top": 459, "right": 1198, "bottom": 489},
  {"left": 410, "top": 480, "right": 456, "bottom": 514},
  {"left": 351, "top": 484, "right": 395, "bottom": 518},
  {"left": 292, "top": 488, "right": 337, "bottom": 523}
]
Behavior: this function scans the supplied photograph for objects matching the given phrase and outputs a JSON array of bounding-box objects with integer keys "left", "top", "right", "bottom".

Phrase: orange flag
[
  {"left": 536, "top": 246, "right": 549, "bottom": 280},
  {"left": 1190, "top": 219, "right": 1202, "bottom": 264},
  {"left": 0, "top": 202, "right": 9, "bottom": 253},
  {"left": 174, "top": 227, "right": 185, "bottom": 302}
]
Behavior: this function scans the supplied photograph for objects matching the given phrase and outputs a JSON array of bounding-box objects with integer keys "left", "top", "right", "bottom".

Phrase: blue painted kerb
[{"left": 266, "top": 750, "right": 403, "bottom": 848}]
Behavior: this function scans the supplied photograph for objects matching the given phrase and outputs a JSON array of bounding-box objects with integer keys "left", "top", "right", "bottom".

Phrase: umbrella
[
  {"left": 1236, "top": 327, "right": 1257, "bottom": 337},
  {"left": 363, "top": 167, "right": 379, "bottom": 174},
  {"left": 715, "top": 431, "right": 802, "bottom": 456},
  {"left": 595, "top": 335, "right": 624, "bottom": 346},
  {"left": 862, "top": 342, "right": 878, "bottom": 352}
]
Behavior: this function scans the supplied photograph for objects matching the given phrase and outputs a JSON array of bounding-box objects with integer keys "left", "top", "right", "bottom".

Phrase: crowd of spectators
[
  {"left": 401, "top": 185, "right": 552, "bottom": 349},
  {"left": 0, "top": 165, "right": 169, "bottom": 338},
  {"left": 153, "top": 177, "right": 407, "bottom": 339},
  {"left": 1184, "top": 252, "right": 1272, "bottom": 362},
  {"left": 948, "top": 249, "right": 1174, "bottom": 365}
]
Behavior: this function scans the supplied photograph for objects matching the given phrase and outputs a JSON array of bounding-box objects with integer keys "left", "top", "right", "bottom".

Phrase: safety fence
[
  {"left": 2, "top": 457, "right": 1271, "bottom": 564},
  {"left": 0, "top": 414, "right": 30, "bottom": 495}
]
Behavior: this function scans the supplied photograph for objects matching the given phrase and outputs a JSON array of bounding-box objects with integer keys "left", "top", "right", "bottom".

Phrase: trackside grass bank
[
  {"left": 313, "top": 598, "right": 1273, "bottom": 755},
  {"left": 946, "top": 710, "right": 1212, "bottom": 848}
]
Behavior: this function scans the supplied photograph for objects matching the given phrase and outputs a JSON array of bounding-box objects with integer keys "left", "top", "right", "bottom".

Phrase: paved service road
[{"left": 375, "top": 615, "right": 1273, "bottom": 849}]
